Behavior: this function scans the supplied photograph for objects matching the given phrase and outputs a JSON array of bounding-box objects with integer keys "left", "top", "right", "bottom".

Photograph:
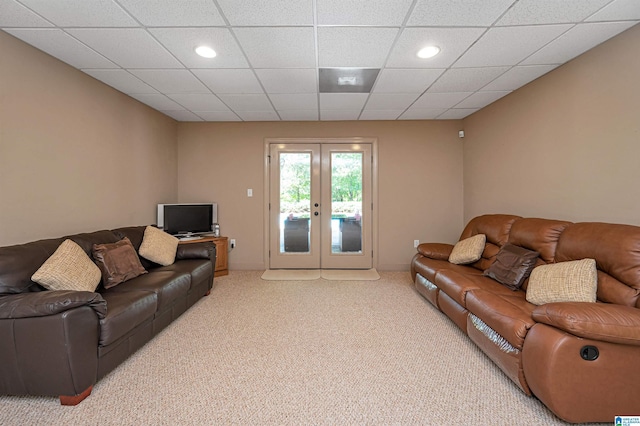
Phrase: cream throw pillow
[
  {"left": 138, "top": 226, "right": 179, "bottom": 266},
  {"left": 449, "top": 234, "right": 486, "bottom": 265},
  {"left": 526, "top": 258, "right": 597, "bottom": 305},
  {"left": 32, "top": 239, "right": 101, "bottom": 292}
]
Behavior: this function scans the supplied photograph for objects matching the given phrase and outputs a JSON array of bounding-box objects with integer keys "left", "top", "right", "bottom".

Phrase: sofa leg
[
  {"left": 205, "top": 290, "right": 211, "bottom": 296},
  {"left": 59, "top": 386, "right": 93, "bottom": 406}
]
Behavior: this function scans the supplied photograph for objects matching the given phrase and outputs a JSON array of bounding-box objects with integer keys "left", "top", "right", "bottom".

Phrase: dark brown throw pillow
[
  {"left": 483, "top": 243, "right": 539, "bottom": 290},
  {"left": 92, "top": 237, "right": 147, "bottom": 289}
]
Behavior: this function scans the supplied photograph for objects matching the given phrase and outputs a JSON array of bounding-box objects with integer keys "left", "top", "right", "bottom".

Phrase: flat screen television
[{"left": 157, "top": 203, "right": 217, "bottom": 235}]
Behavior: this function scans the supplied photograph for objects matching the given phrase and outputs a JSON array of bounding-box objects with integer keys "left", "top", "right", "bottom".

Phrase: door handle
[
  {"left": 314, "top": 203, "right": 319, "bottom": 207},
  {"left": 314, "top": 212, "right": 319, "bottom": 216}
]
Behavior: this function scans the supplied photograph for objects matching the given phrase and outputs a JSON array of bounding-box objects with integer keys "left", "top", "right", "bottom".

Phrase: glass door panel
[
  {"left": 279, "top": 153, "right": 311, "bottom": 254},
  {"left": 330, "top": 152, "right": 363, "bottom": 254}
]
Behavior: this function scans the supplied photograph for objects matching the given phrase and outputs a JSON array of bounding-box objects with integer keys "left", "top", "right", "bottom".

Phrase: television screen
[{"left": 162, "top": 204, "right": 213, "bottom": 235}]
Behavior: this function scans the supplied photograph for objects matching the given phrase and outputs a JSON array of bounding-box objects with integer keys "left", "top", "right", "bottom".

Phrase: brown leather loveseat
[
  {"left": 0, "top": 225, "right": 216, "bottom": 405},
  {"left": 411, "top": 214, "right": 640, "bottom": 423}
]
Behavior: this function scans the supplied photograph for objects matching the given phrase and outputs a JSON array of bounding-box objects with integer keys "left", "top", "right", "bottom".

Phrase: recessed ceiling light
[
  {"left": 195, "top": 46, "right": 216, "bottom": 58},
  {"left": 417, "top": 46, "right": 440, "bottom": 59}
]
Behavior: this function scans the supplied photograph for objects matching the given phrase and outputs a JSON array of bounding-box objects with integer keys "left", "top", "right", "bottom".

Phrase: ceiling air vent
[{"left": 319, "top": 68, "right": 380, "bottom": 93}]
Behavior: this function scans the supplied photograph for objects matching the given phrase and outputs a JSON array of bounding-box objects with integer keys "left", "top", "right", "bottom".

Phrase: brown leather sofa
[
  {"left": 411, "top": 214, "right": 640, "bottom": 423},
  {"left": 0, "top": 226, "right": 216, "bottom": 405}
]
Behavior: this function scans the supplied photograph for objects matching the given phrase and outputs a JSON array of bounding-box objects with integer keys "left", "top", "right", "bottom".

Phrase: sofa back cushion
[
  {"left": 555, "top": 222, "right": 640, "bottom": 307},
  {"left": 508, "top": 218, "right": 572, "bottom": 264},
  {"left": 459, "top": 214, "right": 521, "bottom": 271},
  {"left": 0, "top": 230, "right": 120, "bottom": 294},
  {"left": 112, "top": 226, "right": 157, "bottom": 269}
]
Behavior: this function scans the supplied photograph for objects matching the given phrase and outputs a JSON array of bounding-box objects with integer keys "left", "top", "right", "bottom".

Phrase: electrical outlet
[
  {"left": 414, "top": 240, "right": 420, "bottom": 248},
  {"left": 230, "top": 239, "right": 236, "bottom": 249}
]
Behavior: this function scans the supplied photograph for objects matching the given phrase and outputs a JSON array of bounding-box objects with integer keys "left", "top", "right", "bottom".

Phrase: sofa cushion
[
  {"left": 526, "top": 259, "right": 597, "bottom": 305},
  {"left": 92, "top": 238, "right": 147, "bottom": 289},
  {"left": 138, "top": 226, "right": 179, "bottom": 266},
  {"left": 466, "top": 289, "right": 536, "bottom": 350},
  {"left": 435, "top": 269, "right": 513, "bottom": 307},
  {"left": 413, "top": 256, "right": 483, "bottom": 283},
  {"left": 449, "top": 234, "right": 486, "bottom": 265},
  {"left": 508, "top": 218, "right": 571, "bottom": 264},
  {"left": 156, "top": 260, "right": 212, "bottom": 290},
  {"left": 99, "top": 290, "right": 157, "bottom": 346},
  {"left": 31, "top": 239, "right": 102, "bottom": 292},
  {"left": 106, "top": 270, "right": 190, "bottom": 311},
  {"left": 483, "top": 243, "right": 539, "bottom": 290}
]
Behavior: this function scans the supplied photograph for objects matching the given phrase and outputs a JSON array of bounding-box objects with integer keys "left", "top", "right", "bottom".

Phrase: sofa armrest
[
  {"left": 176, "top": 241, "right": 216, "bottom": 261},
  {"left": 0, "top": 291, "right": 106, "bottom": 320},
  {"left": 417, "top": 243, "right": 453, "bottom": 260},
  {"left": 532, "top": 302, "right": 640, "bottom": 346}
]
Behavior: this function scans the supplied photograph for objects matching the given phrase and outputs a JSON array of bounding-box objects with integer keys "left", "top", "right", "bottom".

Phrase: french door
[{"left": 268, "top": 142, "right": 372, "bottom": 269}]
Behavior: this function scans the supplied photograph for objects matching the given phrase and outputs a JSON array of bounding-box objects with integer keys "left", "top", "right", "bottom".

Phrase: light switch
[{"left": 247, "top": 188, "right": 253, "bottom": 197}]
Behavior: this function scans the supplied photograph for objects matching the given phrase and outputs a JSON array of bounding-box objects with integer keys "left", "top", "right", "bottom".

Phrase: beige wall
[
  {"left": 0, "top": 32, "right": 178, "bottom": 246},
  {"left": 462, "top": 24, "right": 640, "bottom": 226},
  {"left": 177, "top": 121, "right": 464, "bottom": 270}
]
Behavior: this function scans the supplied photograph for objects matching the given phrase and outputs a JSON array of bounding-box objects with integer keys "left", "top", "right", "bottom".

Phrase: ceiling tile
[
  {"left": 161, "top": 110, "right": 203, "bottom": 121},
  {"left": 194, "top": 111, "right": 242, "bottom": 121},
  {"left": 364, "top": 93, "right": 419, "bottom": 110},
  {"left": 453, "top": 91, "right": 511, "bottom": 108},
  {"left": 18, "top": 0, "right": 137, "bottom": 27},
  {"left": 522, "top": 22, "right": 638, "bottom": 65},
  {"left": 497, "top": 0, "right": 611, "bottom": 25},
  {"left": 412, "top": 92, "right": 473, "bottom": 109},
  {"left": 217, "top": 0, "right": 313, "bottom": 25},
  {"left": 481, "top": 65, "right": 558, "bottom": 91},
  {"left": 319, "top": 93, "right": 368, "bottom": 110},
  {"left": 454, "top": 25, "right": 572, "bottom": 68},
  {"left": 320, "top": 110, "right": 362, "bottom": 120},
  {"left": 192, "top": 69, "right": 263, "bottom": 94},
  {"left": 386, "top": 28, "right": 485, "bottom": 69},
  {"left": 117, "top": 0, "right": 226, "bottom": 26},
  {"left": 236, "top": 110, "right": 281, "bottom": 121},
  {"left": 68, "top": 29, "right": 183, "bottom": 69},
  {"left": 269, "top": 94, "right": 318, "bottom": 110},
  {"left": 586, "top": 0, "right": 640, "bottom": 21},
  {"left": 130, "top": 94, "right": 185, "bottom": 110},
  {"left": 129, "top": 69, "right": 209, "bottom": 93},
  {"left": 255, "top": 69, "right": 317, "bottom": 94},
  {"left": 438, "top": 108, "right": 479, "bottom": 119},
  {"left": 359, "top": 110, "right": 404, "bottom": 120},
  {"left": 399, "top": 108, "right": 447, "bottom": 120},
  {"left": 218, "top": 94, "right": 274, "bottom": 111},
  {"left": 83, "top": 69, "right": 158, "bottom": 94},
  {"left": 0, "top": 0, "right": 53, "bottom": 27},
  {"left": 318, "top": 27, "right": 398, "bottom": 68},
  {"left": 373, "top": 69, "right": 444, "bottom": 93},
  {"left": 428, "top": 67, "right": 509, "bottom": 92},
  {"left": 317, "top": 0, "right": 414, "bottom": 25},
  {"left": 277, "top": 110, "right": 319, "bottom": 121},
  {"left": 408, "top": 0, "right": 516, "bottom": 26},
  {"left": 150, "top": 28, "right": 249, "bottom": 69},
  {"left": 234, "top": 27, "right": 316, "bottom": 68},
  {"left": 168, "top": 94, "right": 229, "bottom": 111},
  {"left": 5, "top": 29, "right": 116, "bottom": 69}
]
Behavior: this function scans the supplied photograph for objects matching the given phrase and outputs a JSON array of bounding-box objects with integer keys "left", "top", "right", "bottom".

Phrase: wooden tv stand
[{"left": 179, "top": 236, "right": 228, "bottom": 276}]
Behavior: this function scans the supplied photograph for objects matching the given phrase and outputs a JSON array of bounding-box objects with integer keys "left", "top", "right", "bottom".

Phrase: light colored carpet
[
  {"left": 0, "top": 271, "right": 605, "bottom": 425},
  {"left": 262, "top": 269, "right": 380, "bottom": 281}
]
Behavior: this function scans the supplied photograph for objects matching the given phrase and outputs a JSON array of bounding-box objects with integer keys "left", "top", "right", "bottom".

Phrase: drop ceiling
[{"left": 1, "top": 0, "right": 638, "bottom": 122}]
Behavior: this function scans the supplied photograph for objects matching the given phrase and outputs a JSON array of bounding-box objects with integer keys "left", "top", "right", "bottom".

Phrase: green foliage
[{"left": 332, "top": 153, "right": 362, "bottom": 202}]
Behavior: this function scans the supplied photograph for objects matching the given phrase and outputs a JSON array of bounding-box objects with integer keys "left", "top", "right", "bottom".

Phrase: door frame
[{"left": 263, "top": 137, "right": 379, "bottom": 270}]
